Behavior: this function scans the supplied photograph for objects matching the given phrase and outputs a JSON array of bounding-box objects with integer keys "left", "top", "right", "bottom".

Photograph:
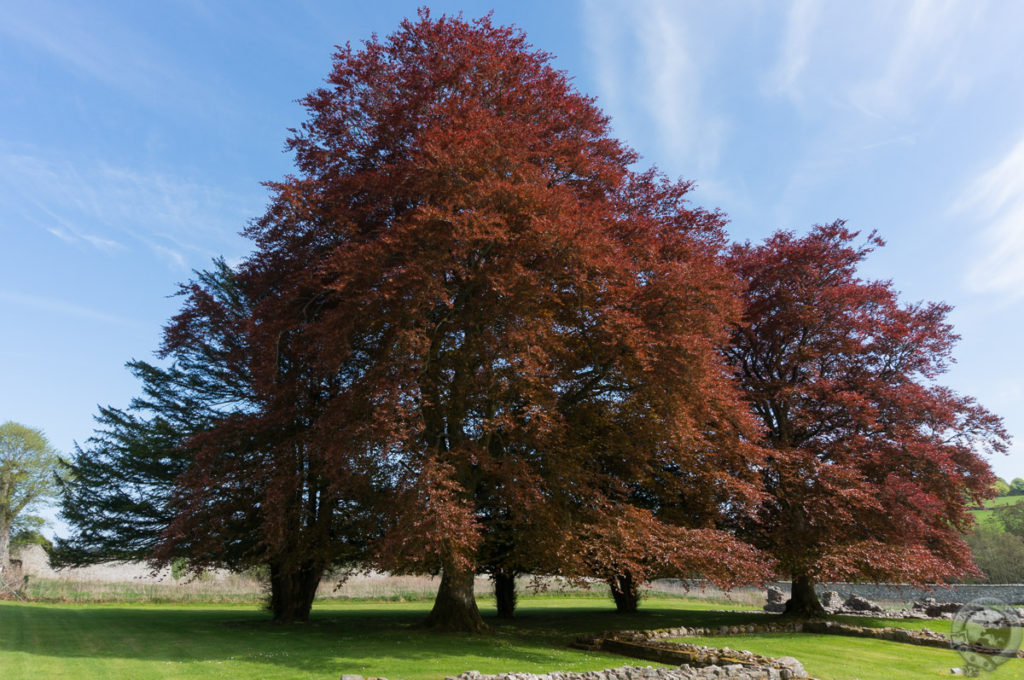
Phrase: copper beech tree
[
  {"left": 166, "top": 12, "right": 772, "bottom": 631},
  {"left": 724, "top": 223, "right": 1008, "bottom": 616}
]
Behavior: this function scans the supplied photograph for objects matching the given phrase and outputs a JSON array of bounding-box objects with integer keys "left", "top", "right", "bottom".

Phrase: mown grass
[
  {"left": 671, "top": 631, "right": 1024, "bottom": 679},
  {"left": 0, "top": 597, "right": 752, "bottom": 680},
  {"left": 2, "top": 596, "right": 1021, "bottom": 680}
]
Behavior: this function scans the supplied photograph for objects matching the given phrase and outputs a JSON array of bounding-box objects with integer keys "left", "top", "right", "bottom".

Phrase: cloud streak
[
  {"left": 579, "top": 0, "right": 723, "bottom": 174},
  {"left": 848, "top": 0, "right": 978, "bottom": 120},
  {"left": 955, "top": 132, "right": 1024, "bottom": 298},
  {"left": 0, "top": 290, "right": 140, "bottom": 327},
  {"left": 0, "top": 1, "right": 234, "bottom": 120},
  {"left": 0, "top": 147, "right": 254, "bottom": 269},
  {"left": 763, "top": 0, "right": 820, "bottom": 102}
]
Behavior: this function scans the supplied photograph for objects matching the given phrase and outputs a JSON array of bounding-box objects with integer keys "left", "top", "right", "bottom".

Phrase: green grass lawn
[
  {"left": 0, "top": 597, "right": 752, "bottom": 680},
  {"left": 671, "top": 632, "right": 1024, "bottom": 679},
  {"left": 1, "top": 596, "right": 1021, "bottom": 680}
]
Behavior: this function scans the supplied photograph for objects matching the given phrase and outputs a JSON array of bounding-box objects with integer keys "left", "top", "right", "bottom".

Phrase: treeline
[
  {"left": 54, "top": 12, "right": 1009, "bottom": 630},
  {"left": 968, "top": 501, "right": 1024, "bottom": 583},
  {"left": 991, "top": 477, "right": 1024, "bottom": 496}
]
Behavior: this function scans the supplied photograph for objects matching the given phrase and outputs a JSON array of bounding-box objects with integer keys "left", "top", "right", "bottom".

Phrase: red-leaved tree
[
  {"left": 725, "top": 222, "right": 1009, "bottom": 616},
  {"left": 217, "top": 11, "right": 769, "bottom": 630}
]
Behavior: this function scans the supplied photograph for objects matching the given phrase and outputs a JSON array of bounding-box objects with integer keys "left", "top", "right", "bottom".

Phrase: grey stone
[
  {"left": 843, "top": 594, "right": 883, "bottom": 612},
  {"left": 819, "top": 590, "right": 842, "bottom": 611},
  {"left": 774, "top": 657, "right": 808, "bottom": 679}
]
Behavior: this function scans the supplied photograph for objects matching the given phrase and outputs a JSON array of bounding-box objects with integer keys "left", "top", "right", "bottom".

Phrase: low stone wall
[
  {"left": 795, "top": 581, "right": 1024, "bottom": 605},
  {"left": 658, "top": 580, "right": 1024, "bottom": 605},
  {"left": 13, "top": 544, "right": 178, "bottom": 582},
  {"left": 445, "top": 664, "right": 793, "bottom": 680},
  {"left": 618, "top": 619, "right": 1024, "bottom": 660},
  {"left": 802, "top": 621, "right": 1024, "bottom": 659},
  {"left": 573, "top": 634, "right": 809, "bottom": 679}
]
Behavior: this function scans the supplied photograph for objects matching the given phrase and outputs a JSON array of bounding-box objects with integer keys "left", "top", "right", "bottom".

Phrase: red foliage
[
  {"left": 169, "top": 11, "right": 769, "bottom": 627},
  {"left": 725, "top": 222, "right": 1009, "bottom": 588}
]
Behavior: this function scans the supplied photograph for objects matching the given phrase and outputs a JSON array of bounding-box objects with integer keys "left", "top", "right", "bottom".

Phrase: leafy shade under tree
[
  {"left": 724, "top": 223, "right": 1008, "bottom": 617},
  {"left": 207, "top": 10, "right": 769, "bottom": 631},
  {"left": 0, "top": 422, "right": 61, "bottom": 572}
]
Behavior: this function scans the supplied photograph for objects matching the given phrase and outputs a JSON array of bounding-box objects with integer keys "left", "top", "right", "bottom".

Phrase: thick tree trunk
[
  {"left": 424, "top": 566, "right": 488, "bottom": 632},
  {"left": 609, "top": 572, "right": 640, "bottom": 613},
  {"left": 493, "top": 570, "right": 517, "bottom": 619},
  {"left": 783, "top": 574, "right": 826, "bottom": 618},
  {"left": 268, "top": 561, "right": 323, "bottom": 623}
]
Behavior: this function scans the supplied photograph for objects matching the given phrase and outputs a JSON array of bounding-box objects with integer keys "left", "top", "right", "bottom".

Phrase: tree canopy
[
  {"left": 56, "top": 261, "right": 254, "bottom": 570},
  {"left": 54, "top": 11, "right": 1011, "bottom": 630},
  {"left": 724, "top": 222, "right": 1008, "bottom": 615},
  {"left": 155, "top": 10, "right": 771, "bottom": 631},
  {"left": 0, "top": 421, "right": 61, "bottom": 571}
]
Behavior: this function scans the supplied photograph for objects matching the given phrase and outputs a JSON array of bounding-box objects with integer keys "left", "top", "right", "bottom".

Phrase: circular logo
[{"left": 950, "top": 597, "right": 1022, "bottom": 675}]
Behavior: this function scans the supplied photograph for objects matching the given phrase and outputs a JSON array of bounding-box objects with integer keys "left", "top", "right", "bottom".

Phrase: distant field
[
  {"left": 971, "top": 495, "right": 1024, "bottom": 527},
  {"left": 983, "top": 496, "right": 1024, "bottom": 508},
  {"left": 2, "top": 597, "right": 1023, "bottom": 680}
]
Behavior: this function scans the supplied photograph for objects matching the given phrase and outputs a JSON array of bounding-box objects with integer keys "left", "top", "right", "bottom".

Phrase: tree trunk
[
  {"left": 609, "top": 572, "right": 640, "bottom": 613},
  {"left": 493, "top": 570, "right": 517, "bottom": 619},
  {"left": 268, "top": 561, "right": 323, "bottom": 623},
  {"left": 783, "top": 574, "right": 826, "bottom": 618},
  {"left": 0, "top": 520, "right": 10, "bottom": 573},
  {"left": 423, "top": 566, "right": 488, "bottom": 632}
]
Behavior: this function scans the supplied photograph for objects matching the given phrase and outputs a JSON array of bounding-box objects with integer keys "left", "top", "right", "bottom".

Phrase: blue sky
[{"left": 3, "top": 1, "right": 1023, "bottom": 536}]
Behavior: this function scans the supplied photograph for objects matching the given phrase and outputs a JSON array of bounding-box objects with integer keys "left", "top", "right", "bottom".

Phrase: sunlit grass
[
  {"left": 670, "top": 631, "right": 1024, "bottom": 680},
  {"left": 3, "top": 596, "right": 1020, "bottom": 680}
]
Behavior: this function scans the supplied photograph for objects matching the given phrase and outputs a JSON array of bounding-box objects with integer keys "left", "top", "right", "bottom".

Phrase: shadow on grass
[{"left": 0, "top": 598, "right": 769, "bottom": 677}]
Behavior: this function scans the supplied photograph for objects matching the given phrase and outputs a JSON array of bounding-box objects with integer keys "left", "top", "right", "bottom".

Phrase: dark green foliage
[
  {"left": 964, "top": 526, "right": 1024, "bottom": 583},
  {"left": 53, "top": 259, "right": 256, "bottom": 568},
  {"left": 1010, "top": 478, "right": 1024, "bottom": 496},
  {"left": 11, "top": 528, "right": 53, "bottom": 555},
  {"left": 995, "top": 500, "right": 1024, "bottom": 540}
]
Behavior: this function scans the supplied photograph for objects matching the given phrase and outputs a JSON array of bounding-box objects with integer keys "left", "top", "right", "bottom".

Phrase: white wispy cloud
[
  {"left": 0, "top": 147, "right": 253, "bottom": 268},
  {"left": 0, "top": 290, "right": 140, "bottom": 327},
  {"left": 849, "top": 0, "right": 978, "bottom": 120},
  {"left": 579, "top": 0, "right": 723, "bottom": 174},
  {"left": 0, "top": 2, "right": 232, "bottom": 118},
  {"left": 581, "top": 0, "right": 624, "bottom": 126},
  {"left": 955, "top": 132, "right": 1024, "bottom": 297},
  {"left": 763, "top": 0, "right": 820, "bottom": 102}
]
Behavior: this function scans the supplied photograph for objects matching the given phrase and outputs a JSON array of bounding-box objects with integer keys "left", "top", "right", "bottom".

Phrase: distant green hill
[{"left": 970, "top": 495, "right": 1024, "bottom": 528}]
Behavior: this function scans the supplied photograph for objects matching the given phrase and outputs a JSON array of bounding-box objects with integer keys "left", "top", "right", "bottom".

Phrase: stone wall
[
  {"left": 794, "top": 581, "right": 1024, "bottom": 605},
  {"left": 12, "top": 544, "right": 180, "bottom": 582},
  {"left": 656, "top": 579, "right": 1024, "bottom": 605},
  {"left": 443, "top": 664, "right": 798, "bottom": 680}
]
